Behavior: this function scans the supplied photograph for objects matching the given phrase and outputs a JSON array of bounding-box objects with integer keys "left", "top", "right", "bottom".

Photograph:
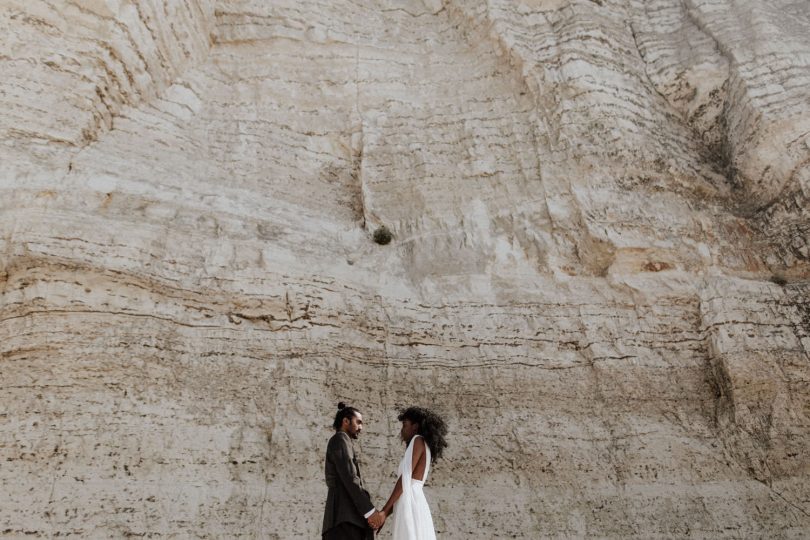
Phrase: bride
[{"left": 374, "top": 407, "right": 448, "bottom": 539}]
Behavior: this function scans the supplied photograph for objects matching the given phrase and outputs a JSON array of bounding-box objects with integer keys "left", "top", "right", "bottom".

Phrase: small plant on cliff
[{"left": 373, "top": 225, "right": 393, "bottom": 245}]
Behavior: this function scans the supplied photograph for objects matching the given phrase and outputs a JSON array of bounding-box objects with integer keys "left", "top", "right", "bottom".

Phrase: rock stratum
[{"left": 1, "top": 0, "right": 809, "bottom": 538}]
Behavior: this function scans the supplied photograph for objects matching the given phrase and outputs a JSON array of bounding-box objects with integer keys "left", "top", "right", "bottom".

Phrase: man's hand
[{"left": 367, "top": 510, "right": 386, "bottom": 531}]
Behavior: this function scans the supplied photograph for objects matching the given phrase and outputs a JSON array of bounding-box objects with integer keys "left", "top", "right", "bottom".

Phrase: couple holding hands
[{"left": 322, "top": 403, "right": 448, "bottom": 540}]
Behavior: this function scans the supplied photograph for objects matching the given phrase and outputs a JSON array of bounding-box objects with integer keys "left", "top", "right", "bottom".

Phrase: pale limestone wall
[{"left": 1, "top": 0, "right": 809, "bottom": 538}]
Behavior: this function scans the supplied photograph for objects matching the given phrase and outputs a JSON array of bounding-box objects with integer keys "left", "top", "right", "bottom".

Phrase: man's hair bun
[{"left": 337, "top": 402, "right": 346, "bottom": 410}]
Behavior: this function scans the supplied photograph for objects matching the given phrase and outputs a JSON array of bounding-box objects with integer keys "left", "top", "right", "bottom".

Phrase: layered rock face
[{"left": 1, "top": 0, "right": 809, "bottom": 537}]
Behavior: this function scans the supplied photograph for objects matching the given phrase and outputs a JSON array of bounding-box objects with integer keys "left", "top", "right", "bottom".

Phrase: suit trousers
[{"left": 323, "top": 522, "right": 373, "bottom": 540}]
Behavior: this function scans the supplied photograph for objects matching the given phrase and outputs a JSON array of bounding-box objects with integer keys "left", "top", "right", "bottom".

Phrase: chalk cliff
[{"left": 1, "top": 0, "right": 809, "bottom": 537}]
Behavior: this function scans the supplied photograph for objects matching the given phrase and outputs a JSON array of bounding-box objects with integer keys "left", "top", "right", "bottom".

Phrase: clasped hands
[{"left": 367, "top": 510, "right": 386, "bottom": 531}]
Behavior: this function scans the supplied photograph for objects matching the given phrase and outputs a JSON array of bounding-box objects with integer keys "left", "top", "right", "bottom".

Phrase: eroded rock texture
[{"left": 1, "top": 0, "right": 809, "bottom": 537}]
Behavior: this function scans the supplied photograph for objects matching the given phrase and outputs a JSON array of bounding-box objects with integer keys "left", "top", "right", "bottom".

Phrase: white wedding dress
[{"left": 391, "top": 435, "right": 437, "bottom": 540}]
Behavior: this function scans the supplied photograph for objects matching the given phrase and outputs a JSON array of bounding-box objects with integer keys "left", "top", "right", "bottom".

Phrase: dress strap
[
  {"left": 399, "top": 434, "right": 416, "bottom": 508},
  {"left": 410, "top": 435, "right": 430, "bottom": 482}
]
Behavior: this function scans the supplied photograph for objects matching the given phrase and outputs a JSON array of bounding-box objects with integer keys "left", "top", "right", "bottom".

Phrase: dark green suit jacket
[{"left": 322, "top": 431, "right": 375, "bottom": 535}]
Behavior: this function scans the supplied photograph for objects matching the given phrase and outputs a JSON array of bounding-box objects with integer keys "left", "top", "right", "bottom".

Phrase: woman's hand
[{"left": 368, "top": 510, "right": 386, "bottom": 532}]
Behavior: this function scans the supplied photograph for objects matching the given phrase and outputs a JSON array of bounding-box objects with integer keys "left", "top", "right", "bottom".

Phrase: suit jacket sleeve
[{"left": 329, "top": 435, "right": 375, "bottom": 516}]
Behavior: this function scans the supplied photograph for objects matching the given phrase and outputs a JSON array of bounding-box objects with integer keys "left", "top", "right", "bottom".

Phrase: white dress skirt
[{"left": 391, "top": 435, "right": 437, "bottom": 540}]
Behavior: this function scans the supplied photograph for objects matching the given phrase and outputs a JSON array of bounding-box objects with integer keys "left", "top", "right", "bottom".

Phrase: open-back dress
[{"left": 391, "top": 434, "right": 437, "bottom": 540}]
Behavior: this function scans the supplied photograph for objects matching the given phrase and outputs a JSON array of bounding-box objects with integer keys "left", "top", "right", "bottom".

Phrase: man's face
[{"left": 343, "top": 413, "right": 363, "bottom": 439}]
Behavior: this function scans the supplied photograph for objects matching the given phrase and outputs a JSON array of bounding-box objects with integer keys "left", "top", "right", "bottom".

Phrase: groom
[{"left": 323, "top": 403, "right": 386, "bottom": 539}]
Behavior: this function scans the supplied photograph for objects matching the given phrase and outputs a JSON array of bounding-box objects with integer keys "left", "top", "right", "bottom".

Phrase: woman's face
[{"left": 400, "top": 419, "right": 419, "bottom": 442}]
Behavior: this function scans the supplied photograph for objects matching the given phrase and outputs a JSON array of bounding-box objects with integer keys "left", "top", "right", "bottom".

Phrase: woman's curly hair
[{"left": 398, "top": 406, "right": 448, "bottom": 462}]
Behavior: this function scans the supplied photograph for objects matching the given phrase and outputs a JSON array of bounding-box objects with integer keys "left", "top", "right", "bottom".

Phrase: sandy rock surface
[{"left": 1, "top": 0, "right": 809, "bottom": 537}]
